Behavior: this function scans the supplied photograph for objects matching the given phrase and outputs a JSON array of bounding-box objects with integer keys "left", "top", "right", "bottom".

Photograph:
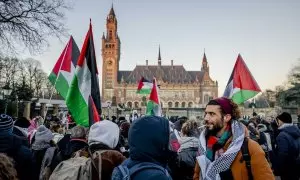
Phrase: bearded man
[{"left": 193, "top": 97, "right": 274, "bottom": 180}]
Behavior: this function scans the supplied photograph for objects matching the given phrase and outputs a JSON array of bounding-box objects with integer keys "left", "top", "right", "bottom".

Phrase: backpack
[
  {"left": 49, "top": 148, "right": 108, "bottom": 180},
  {"left": 112, "top": 159, "right": 171, "bottom": 180},
  {"left": 241, "top": 137, "right": 253, "bottom": 180},
  {"left": 40, "top": 147, "right": 57, "bottom": 180}
]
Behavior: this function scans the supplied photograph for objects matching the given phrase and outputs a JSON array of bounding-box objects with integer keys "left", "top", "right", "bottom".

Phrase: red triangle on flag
[
  {"left": 233, "top": 54, "right": 261, "bottom": 92},
  {"left": 149, "top": 78, "right": 160, "bottom": 104}
]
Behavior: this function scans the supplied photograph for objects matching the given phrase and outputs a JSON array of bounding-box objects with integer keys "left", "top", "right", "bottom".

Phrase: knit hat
[
  {"left": 70, "top": 125, "right": 86, "bottom": 139},
  {"left": 32, "top": 125, "right": 53, "bottom": 150},
  {"left": 88, "top": 120, "right": 120, "bottom": 149},
  {"left": 14, "top": 117, "right": 31, "bottom": 128},
  {"left": 0, "top": 114, "right": 14, "bottom": 134},
  {"left": 277, "top": 112, "right": 292, "bottom": 124},
  {"left": 210, "top": 97, "right": 233, "bottom": 115}
]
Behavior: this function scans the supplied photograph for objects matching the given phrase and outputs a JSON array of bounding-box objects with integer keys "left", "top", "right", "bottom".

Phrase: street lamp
[
  {"left": 107, "top": 102, "right": 111, "bottom": 120},
  {"left": 0, "top": 86, "right": 12, "bottom": 114}
]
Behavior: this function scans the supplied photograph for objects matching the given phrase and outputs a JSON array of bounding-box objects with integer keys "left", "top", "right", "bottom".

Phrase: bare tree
[
  {"left": 21, "top": 58, "right": 41, "bottom": 90},
  {"left": 33, "top": 69, "right": 47, "bottom": 97},
  {"left": 0, "top": 0, "right": 72, "bottom": 55},
  {"left": 0, "top": 57, "right": 19, "bottom": 88}
]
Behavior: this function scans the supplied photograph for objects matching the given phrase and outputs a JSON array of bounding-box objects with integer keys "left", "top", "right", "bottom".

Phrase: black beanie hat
[
  {"left": 277, "top": 112, "right": 292, "bottom": 124},
  {"left": 0, "top": 114, "right": 14, "bottom": 134}
]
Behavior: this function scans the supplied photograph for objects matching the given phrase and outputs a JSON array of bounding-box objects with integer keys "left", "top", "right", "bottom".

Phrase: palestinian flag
[
  {"left": 146, "top": 78, "right": 162, "bottom": 116},
  {"left": 88, "top": 96, "right": 100, "bottom": 126},
  {"left": 223, "top": 54, "right": 261, "bottom": 104},
  {"left": 136, "top": 77, "right": 153, "bottom": 94},
  {"left": 66, "top": 21, "right": 101, "bottom": 127},
  {"left": 48, "top": 36, "right": 80, "bottom": 99}
]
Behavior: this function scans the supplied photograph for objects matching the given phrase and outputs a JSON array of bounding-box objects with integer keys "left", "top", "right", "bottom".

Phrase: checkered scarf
[
  {"left": 206, "top": 123, "right": 232, "bottom": 161},
  {"left": 196, "top": 120, "right": 245, "bottom": 180}
]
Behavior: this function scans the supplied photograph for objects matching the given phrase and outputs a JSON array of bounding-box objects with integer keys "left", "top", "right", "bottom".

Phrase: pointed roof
[
  {"left": 102, "top": 32, "right": 105, "bottom": 39},
  {"left": 109, "top": 5, "right": 115, "bottom": 17},
  {"left": 202, "top": 52, "right": 207, "bottom": 63},
  {"left": 158, "top": 45, "right": 161, "bottom": 60}
]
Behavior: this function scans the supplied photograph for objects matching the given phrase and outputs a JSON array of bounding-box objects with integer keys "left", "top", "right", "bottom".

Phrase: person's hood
[
  {"left": 129, "top": 116, "right": 170, "bottom": 165},
  {"left": 279, "top": 123, "right": 300, "bottom": 139},
  {"left": 88, "top": 120, "right": 120, "bottom": 149},
  {"left": 0, "top": 134, "right": 22, "bottom": 152},
  {"left": 178, "top": 136, "right": 199, "bottom": 152}
]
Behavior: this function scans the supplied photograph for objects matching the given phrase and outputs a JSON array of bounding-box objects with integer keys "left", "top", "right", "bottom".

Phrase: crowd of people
[{"left": 0, "top": 97, "right": 300, "bottom": 180}]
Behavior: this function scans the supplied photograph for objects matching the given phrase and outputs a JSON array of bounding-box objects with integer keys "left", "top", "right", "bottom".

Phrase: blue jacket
[
  {"left": 274, "top": 124, "right": 300, "bottom": 180},
  {"left": 0, "top": 133, "right": 37, "bottom": 180},
  {"left": 113, "top": 116, "right": 172, "bottom": 180}
]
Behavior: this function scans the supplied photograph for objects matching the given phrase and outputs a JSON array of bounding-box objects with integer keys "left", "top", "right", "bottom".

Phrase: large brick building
[{"left": 101, "top": 7, "right": 218, "bottom": 109}]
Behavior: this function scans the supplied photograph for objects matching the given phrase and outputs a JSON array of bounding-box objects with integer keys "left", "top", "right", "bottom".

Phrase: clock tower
[{"left": 101, "top": 6, "right": 121, "bottom": 102}]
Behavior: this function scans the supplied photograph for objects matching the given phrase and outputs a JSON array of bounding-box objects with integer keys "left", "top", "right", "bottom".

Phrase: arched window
[
  {"left": 175, "top": 102, "right": 179, "bottom": 108},
  {"left": 204, "top": 95, "right": 209, "bottom": 104},
  {"left": 188, "top": 102, "right": 193, "bottom": 108},
  {"left": 127, "top": 102, "right": 132, "bottom": 108},
  {"left": 168, "top": 102, "right": 172, "bottom": 108},
  {"left": 181, "top": 102, "right": 186, "bottom": 108},
  {"left": 134, "top": 102, "right": 139, "bottom": 108}
]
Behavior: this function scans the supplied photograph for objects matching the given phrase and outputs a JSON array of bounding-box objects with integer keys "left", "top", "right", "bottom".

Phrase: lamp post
[
  {"left": 1, "top": 86, "right": 12, "bottom": 114},
  {"left": 107, "top": 102, "right": 111, "bottom": 120}
]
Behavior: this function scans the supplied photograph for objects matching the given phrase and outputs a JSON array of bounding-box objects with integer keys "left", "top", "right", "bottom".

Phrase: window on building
[
  {"left": 204, "top": 95, "right": 209, "bottom": 104},
  {"left": 188, "top": 102, "right": 193, "bottom": 108},
  {"left": 181, "top": 102, "right": 186, "bottom": 108},
  {"left": 127, "top": 102, "right": 132, "bottom": 108},
  {"left": 168, "top": 102, "right": 172, "bottom": 108},
  {"left": 134, "top": 102, "right": 139, "bottom": 108},
  {"left": 175, "top": 102, "right": 179, "bottom": 108}
]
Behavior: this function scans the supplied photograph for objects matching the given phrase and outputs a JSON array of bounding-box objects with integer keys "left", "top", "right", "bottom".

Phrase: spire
[
  {"left": 109, "top": 4, "right": 115, "bottom": 17},
  {"left": 102, "top": 32, "right": 105, "bottom": 39},
  {"left": 158, "top": 45, "right": 161, "bottom": 66},
  {"left": 201, "top": 51, "right": 209, "bottom": 72}
]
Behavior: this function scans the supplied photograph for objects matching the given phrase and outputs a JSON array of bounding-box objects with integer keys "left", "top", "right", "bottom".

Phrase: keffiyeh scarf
[{"left": 196, "top": 121, "right": 245, "bottom": 180}]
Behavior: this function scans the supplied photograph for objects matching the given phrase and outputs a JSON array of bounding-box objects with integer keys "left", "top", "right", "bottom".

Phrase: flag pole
[{"left": 44, "top": 39, "right": 71, "bottom": 120}]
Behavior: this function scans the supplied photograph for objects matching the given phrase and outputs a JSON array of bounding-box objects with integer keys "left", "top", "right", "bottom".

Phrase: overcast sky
[{"left": 23, "top": 0, "right": 300, "bottom": 95}]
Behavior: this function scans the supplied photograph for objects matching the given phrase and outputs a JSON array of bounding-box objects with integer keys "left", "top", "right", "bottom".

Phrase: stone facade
[{"left": 101, "top": 7, "right": 218, "bottom": 109}]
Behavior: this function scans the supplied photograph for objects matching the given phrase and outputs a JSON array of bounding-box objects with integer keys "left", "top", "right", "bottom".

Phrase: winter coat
[
  {"left": 90, "top": 143, "right": 126, "bottom": 180},
  {"left": 113, "top": 116, "right": 172, "bottom": 180},
  {"left": 0, "top": 134, "right": 36, "bottom": 180},
  {"left": 193, "top": 131, "right": 274, "bottom": 180},
  {"left": 174, "top": 137, "right": 199, "bottom": 180},
  {"left": 273, "top": 124, "right": 300, "bottom": 180}
]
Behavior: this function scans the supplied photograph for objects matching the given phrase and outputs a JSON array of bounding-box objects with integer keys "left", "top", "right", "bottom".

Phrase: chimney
[
  {"left": 171, "top": 60, "right": 173, "bottom": 66},
  {"left": 146, "top": 60, "right": 148, "bottom": 66}
]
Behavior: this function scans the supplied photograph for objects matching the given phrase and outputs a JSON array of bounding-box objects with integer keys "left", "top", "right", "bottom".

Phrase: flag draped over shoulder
[
  {"left": 48, "top": 36, "right": 80, "bottom": 99},
  {"left": 223, "top": 54, "right": 261, "bottom": 104},
  {"left": 146, "top": 78, "right": 162, "bottom": 116},
  {"left": 136, "top": 77, "right": 153, "bottom": 94},
  {"left": 66, "top": 21, "right": 101, "bottom": 127}
]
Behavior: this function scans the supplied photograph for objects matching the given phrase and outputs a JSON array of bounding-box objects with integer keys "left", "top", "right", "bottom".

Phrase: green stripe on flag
[
  {"left": 66, "top": 76, "right": 89, "bottom": 127},
  {"left": 136, "top": 88, "right": 151, "bottom": 94},
  {"left": 48, "top": 72, "right": 70, "bottom": 99},
  {"left": 231, "top": 89, "right": 259, "bottom": 104},
  {"left": 146, "top": 100, "right": 159, "bottom": 115}
]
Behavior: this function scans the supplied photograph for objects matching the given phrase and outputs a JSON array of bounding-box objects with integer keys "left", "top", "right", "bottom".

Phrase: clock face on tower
[{"left": 106, "top": 58, "right": 113, "bottom": 67}]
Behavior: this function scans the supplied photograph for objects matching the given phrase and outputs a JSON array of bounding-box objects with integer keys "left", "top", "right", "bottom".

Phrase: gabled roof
[{"left": 118, "top": 65, "right": 205, "bottom": 84}]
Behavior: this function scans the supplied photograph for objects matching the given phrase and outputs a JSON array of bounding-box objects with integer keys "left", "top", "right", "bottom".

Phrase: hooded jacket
[
  {"left": 0, "top": 134, "right": 36, "bottom": 180},
  {"left": 115, "top": 116, "right": 172, "bottom": 180},
  {"left": 274, "top": 124, "right": 300, "bottom": 180}
]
